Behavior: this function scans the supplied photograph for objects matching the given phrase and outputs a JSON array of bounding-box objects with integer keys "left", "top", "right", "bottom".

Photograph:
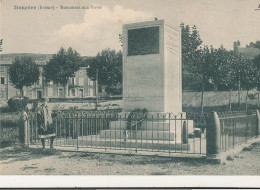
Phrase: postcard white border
[{"left": 1, "top": 176, "right": 260, "bottom": 188}]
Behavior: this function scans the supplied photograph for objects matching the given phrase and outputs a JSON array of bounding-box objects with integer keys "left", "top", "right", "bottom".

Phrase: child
[{"left": 37, "top": 98, "right": 55, "bottom": 149}]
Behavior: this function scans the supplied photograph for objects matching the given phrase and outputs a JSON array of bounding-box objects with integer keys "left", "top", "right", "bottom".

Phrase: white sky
[{"left": 0, "top": 0, "right": 260, "bottom": 56}]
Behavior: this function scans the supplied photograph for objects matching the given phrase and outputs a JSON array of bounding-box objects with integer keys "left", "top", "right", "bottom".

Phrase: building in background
[
  {"left": 234, "top": 41, "right": 260, "bottom": 59},
  {"left": 0, "top": 53, "right": 96, "bottom": 100}
]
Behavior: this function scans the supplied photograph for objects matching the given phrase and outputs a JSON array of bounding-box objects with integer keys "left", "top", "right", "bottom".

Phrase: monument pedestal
[
  {"left": 122, "top": 19, "right": 182, "bottom": 114},
  {"left": 100, "top": 119, "right": 194, "bottom": 140},
  {"left": 99, "top": 20, "right": 186, "bottom": 151}
]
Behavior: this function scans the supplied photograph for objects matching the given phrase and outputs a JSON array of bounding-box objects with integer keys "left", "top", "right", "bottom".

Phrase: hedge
[
  {"left": 0, "top": 115, "right": 22, "bottom": 147},
  {"left": 7, "top": 96, "right": 29, "bottom": 112}
]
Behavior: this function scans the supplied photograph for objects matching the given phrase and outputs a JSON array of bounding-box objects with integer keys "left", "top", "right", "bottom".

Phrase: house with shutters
[{"left": 0, "top": 53, "right": 96, "bottom": 100}]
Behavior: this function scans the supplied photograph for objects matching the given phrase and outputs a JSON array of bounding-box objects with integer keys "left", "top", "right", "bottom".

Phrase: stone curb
[
  {"left": 29, "top": 144, "right": 207, "bottom": 162},
  {"left": 206, "top": 136, "right": 260, "bottom": 164}
]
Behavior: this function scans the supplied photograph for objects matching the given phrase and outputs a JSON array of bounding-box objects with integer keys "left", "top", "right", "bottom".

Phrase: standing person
[
  {"left": 37, "top": 98, "right": 55, "bottom": 149},
  {"left": 20, "top": 106, "right": 28, "bottom": 146}
]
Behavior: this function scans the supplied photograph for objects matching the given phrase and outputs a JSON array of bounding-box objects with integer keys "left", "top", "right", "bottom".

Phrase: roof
[
  {"left": 0, "top": 53, "right": 92, "bottom": 66},
  {"left": 237, "top": 47, "right": 260, "bottom": 59},
  {"left": 0, "top": 53, "right": 53, "bottom": 65}
]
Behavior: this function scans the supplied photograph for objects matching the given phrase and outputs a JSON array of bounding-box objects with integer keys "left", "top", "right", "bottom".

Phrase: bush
[
  {"left": 0, "top": 106, "right": 11, "bottom": 113},
  {"left": 29, "top": 99, "right": 39, "bottom": 111},
  {"left": 0, "top": 118, "right": 22, "bottom": 147},
  {"left": 0, "top": 126, "right": 19, "bottom": 147},
  {"left": 126, "top": 108, "right": 148, "bottom": 130},
  {"left": 7, "top": 96, "right": 29, "bottom": 112}
]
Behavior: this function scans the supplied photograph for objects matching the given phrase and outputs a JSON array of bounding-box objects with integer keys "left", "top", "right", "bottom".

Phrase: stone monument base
[{"left": 100, "top": 118, "right": 194, "bottom": 143}]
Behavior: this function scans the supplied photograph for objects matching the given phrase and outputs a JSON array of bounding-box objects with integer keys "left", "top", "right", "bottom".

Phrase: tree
[
  {"left": 232, "top": 56, "right": 258, "bottom": 110},
  {"left": 253, "top": 54, "right": 260, "bottom": 107},
  {"left": 180, "top": 23, "right": 203, "bottom": 73},
  {"left": 86, "top": 49, "right": 122, "bottom": 95},
  {"left": 195, "top": 46, "right": 216, "bottom": 113},
  {"left": 181, "top": 23, "right": 208, "bottom": 110},
  {"left": 246, "top": 40, "right": 260, "bottom": 49},
  {"left": 253, "top": 54, "right": 260, "bottom": 69},
  {"left": 9, "top": 56, "right": 40, "bottom": 96},
  {"left": 209, "top": 48, "right": 237, "bottom": 110},
  {"left": 43, "top": 47, "right": 82, "bottom": 98}
]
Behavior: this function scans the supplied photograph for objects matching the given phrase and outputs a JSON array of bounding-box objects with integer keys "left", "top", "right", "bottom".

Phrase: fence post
[
  {"left": 20, "top": 110, "right": 29, "bottom": 147},
  {"left": 206, "top": 112, "right": 221, "bottom": 157},
  {"left": 182, "top": 120, "right": 188, "bottom": 144},
  {"left": 76, "top": 118, "right": 79, "bottom": 150},
  {"left": 257, "top": 110, "right": 260, "bottom": 137}
]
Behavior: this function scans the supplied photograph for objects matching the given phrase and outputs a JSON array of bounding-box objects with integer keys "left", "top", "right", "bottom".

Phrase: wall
[{"left": 182, "top": 90, "right": 259, "bottom": 107}]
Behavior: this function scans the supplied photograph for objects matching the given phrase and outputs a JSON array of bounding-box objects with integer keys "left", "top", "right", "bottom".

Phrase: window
[
  {"left": 0, "top": 67, "right": 4, "bottom": 73},
  {"left": 79, "top": 89, "right": 84, "bottom": 98},
  {"left": 47, "top": 87, "right": 53, "bottom": 97},
  {"left": 28, "top": 90, "right": 32, "bottom": 98},
  {"left": 88, "top": 80, "right": 93, "bottom": 86},
  {"left": 71, "top": 88, "right": 76, "bottom": 96},
  {"left": 1, "top": 77, "right": 5, "bottom": 84},
  {"left": 79, "top": 71, "right": 83, "bottom": 75},
  {"left": 72, "top": 77, "right": 76, "bottom": 85},
  {"left": 79, "top": 78, "right": 84, "bottom": 86},
  {"left": 89, "top": 89, "right": 93, "bottom": 96},
  {"left": 36, "top": 77, "right": 42, "bottom": 85},
  {"left": 58, "top": 88, "right": 63, "bottom": 97}
]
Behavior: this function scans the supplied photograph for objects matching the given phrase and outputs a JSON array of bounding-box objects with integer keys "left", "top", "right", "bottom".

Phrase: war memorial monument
[
  {"left": 122, "top": 19, "right": 182, "bottom": 114},
  {"left": 101, "top": 19, "right": 193, "bottom": 144}
]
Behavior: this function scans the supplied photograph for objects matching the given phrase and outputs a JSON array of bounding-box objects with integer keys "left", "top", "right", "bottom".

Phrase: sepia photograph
[{"left": 0, "top": 0, "right": 260, "bottom": 188}]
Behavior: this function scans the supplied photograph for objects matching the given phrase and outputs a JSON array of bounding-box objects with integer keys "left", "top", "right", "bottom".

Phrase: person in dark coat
[{"left": 37, "top": 98, "right": 55, "bottom": 149}]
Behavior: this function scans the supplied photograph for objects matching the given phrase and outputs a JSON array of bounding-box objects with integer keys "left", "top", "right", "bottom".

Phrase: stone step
[
  {"left": 109, "top": 120, "right": 194, "bottom": 132},
  {"left": 54, "top": 137, "right": 190, "bottom": 151},
  {"left": 110, "top": 121, "right": 169, "bottom": 130},
  {"left": 100, "top": 130, "right": 175, "bottom": 141}
]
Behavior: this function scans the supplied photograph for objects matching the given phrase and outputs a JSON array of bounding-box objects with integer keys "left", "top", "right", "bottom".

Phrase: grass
[{"left": 0, "top": 112, "right": 21, "bottom": 147}]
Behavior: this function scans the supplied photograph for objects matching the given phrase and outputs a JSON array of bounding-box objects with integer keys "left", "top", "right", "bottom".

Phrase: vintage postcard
[{"left": 0, "top": 0, "right": 260, "bottom": 188}]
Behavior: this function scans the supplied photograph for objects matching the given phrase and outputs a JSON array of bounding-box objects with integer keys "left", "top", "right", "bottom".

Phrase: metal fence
[
  {"left": 24, "top": 109, "right": 260, "bottom": 157},
  {"left": 26, "top": 110, "right": 206, "bottom": 155},
  {"left": 217, "top": 110, "right": 258, "bottom": 151}
]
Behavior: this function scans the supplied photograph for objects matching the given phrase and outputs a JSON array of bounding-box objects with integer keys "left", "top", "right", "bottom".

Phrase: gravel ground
[{"left": 1, "top": 142, "right": 260, "bottom": 175}]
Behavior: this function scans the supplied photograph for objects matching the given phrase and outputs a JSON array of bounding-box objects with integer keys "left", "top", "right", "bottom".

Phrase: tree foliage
[
  {"left": 246, "top": 40, "right": 260, "bottom": 49},
  {"left": 86, "top": 49, "right": 122, "bottom": 95},
  {"left": 180, "top": 23, "right": 203, "bottom": 73},
  {"left": 9, "top": 56, "right": 40, "bottom": 94},
  {"left": 43, "top": 47, "right": 82, "bottom": 86},
  {"left": 253, "top": 54, "right": 260, "bottom": 69},
  {"left": 253, "top": 55, "right": 260, "bottom": 90},
  {"left": 232, "top": 57, "right": 257, "bottom": 91},
  {"left": 209, "top": 47, "right": 237, "bottom": 90}
]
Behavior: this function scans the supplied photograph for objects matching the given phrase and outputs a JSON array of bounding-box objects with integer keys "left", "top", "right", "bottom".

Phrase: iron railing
[
  {"left": 24, "top": 109, "right": 260, "bottom": 157},
  {"left": 216, "top": 110, "right": 258, "bottom": 151},
  {"left": 26, "top": 110, "right": 206, "bottom": 155}
]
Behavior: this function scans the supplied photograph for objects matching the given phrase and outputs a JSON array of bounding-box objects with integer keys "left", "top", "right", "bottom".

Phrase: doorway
[
  {"left": 79, "top": 89, "right": 84, "bottom": 98},
  {"left": 37, "top": 91, "right": 42, "bottom": 99},
  {"left": 58, "top": 88, "right": 63, "bottom": 98}
]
